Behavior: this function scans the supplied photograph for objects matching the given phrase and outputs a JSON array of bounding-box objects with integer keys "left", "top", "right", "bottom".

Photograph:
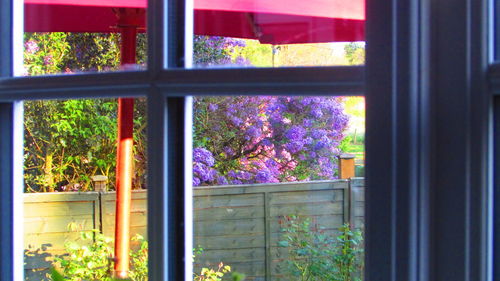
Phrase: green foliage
[
  {"left": 49, "top": 268, "right": 65, "bottom": 281},
  {"left": 24, "top": 32, "right": 147, "bottom": 75},
  {"left": 194, "top": 263, "right": 231, "bottom": 281},
  {"left": 193, "top": 247, "right": 235, "bottom": 281},
  {"left": 24, "top": 33, "right": 70, "bottom": 75},
  {"left": 53, "top": 233, "right": 240, "bottom": 281},
  {"left": 129, "top": 235, "right": 148, "bottom": 281},
  {"left": 279, "top": 215, "right": 364, "bottom": 281},
  {"left": 63, "top": 33, "right": 120, "bottom": 72},
  {"left": 54, "top": 230, "right": 115, "bottom": 280},
  {"left": 24, "top": 99, "right": 117, "bottom": 192},
  {"left": 193, "top": 36, "right": 232, "bottom": 66},
  {"left": 236, "top": 40, "right": 273, "bottom": 67},
  {"left": 53, "top": 231, "right": 147, "bottom": 281},
  {"left": 344, "top": 43, "right": 365, "bottom": 66},
  {"left": 332, "top": 225, "right": 364, "bottom": 281},
  {"left": 230, "top": 272, "right": 246, "bottom": 281},
  {"left": 24, "top": 98, "right": 147, "bottom": 192},
  {"left": 338, "top": 135, "right": 353, "bottom": 153},
  {"left": 23, "top": 32, "right": 149, "bottom": 192},
  {"left": 50, "top": 268, "right": 132, "bottom": 281}
]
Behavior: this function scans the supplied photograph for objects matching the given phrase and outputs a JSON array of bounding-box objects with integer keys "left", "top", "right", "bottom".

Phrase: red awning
[{"left": 24, "top": 0, "right": 364, "bottom": 44}]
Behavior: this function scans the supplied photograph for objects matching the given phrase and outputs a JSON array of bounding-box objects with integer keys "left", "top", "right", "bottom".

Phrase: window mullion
[
  {"left": 0, "top": 0, "right": 12, "bottom": 76},
  {"left": 0, "top": 102, "right": 24, "bottom": 281},
  {"left": 147, "top": 90, "right": 168, "bottom": 280}
]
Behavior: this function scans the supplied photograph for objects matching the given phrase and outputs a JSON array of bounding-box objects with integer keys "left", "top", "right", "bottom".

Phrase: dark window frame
[{"left": 0, "top": 0, "right": 493, "bottom": 280}]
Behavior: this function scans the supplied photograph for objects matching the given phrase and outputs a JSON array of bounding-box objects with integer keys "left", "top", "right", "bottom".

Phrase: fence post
[
  {"left": 338, "top": 153, "right": 356, "bottom": 179},
  {"left": 343, "top": 181, "right": 352, "bottom": 225},
  {"left": 91, "top": 175, "right": 108, "bottom": 192}
]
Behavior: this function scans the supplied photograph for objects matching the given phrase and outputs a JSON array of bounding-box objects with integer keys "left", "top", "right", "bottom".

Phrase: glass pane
[
  {"left": 22, "top": 1, "right": 147, "bottom": 76},
  {"left": 192, "top": 0, "right": 365, "bottom": 68},
  {"left": 192, "top": 96, "right": 365, "bottom": 280},
  {"left": 23, "top": 98, "right": 148, "bottom": 280}
]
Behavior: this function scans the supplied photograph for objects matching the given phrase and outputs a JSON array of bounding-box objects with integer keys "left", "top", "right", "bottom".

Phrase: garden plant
[
  {"left": 23, "top": 33, "right": 360, "bottom": 191},
  {"left": 51, "top": 230, "right": 244, "bottom": 281},
  {"left": 278, "top": 215, "right": 364, "bottom": 281},
  {"left": 23, "top": 29, "right": 366, "bottom": 281}
]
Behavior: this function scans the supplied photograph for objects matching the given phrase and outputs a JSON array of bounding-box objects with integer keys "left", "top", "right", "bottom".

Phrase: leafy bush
[
  {"left": 278, "top": 215, "right": 364, "bottom": 281},
  {"left": 193, "top": 96, "right": 349, "bottom": 186},
  {"left": 24, "top": 98, "right": 147, "bottom": 192},
  {"left": 128, "top": 235, "right": 148, "bottom": 281},
  {"left": 53, "top": 230, "right": 114, "bottom": 280},
  {"left": 23, "top": 32, "right": 148, "bottom": 192},
  {"left": 193, "top": 246, "right": 238, "bottom": 281},
  {"left": 52, "top": 231, "right": 147, "bottom": 281},
  {"left": 194, "top": 262, "right": 231, "bottom": 281},
  {"left": 53, "top": 232, "right": 241, "bottom": 281}
]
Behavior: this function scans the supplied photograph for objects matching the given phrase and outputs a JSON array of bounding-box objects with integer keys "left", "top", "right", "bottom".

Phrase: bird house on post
[
  {"left": 338, "top": 154, "right": 356, "bottom": 179},
  {"left": 91, "top": 175, "right": 108, "bottom": 192}
]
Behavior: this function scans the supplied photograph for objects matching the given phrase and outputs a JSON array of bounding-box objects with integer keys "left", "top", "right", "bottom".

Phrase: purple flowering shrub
[
  {"left": 193, "top": 147, "right": 229, "bottom": 186},
  {"left": 191, "top": 36, "right": 350, "bottom": 186},
  {"left": 193, "top": 96, "right": 349, "bottom": 186},
  {"left": 193, "top": 35, "right": 250, "bottom": 67},
  {"left": 24, "top": 33, "right": 70, "bottom": 75},
  {"left": 268, "top": 97, "right": 349, "bottom": 181},
  {"left": 24, "top": 32, "right": 148, "bottom": 75}
]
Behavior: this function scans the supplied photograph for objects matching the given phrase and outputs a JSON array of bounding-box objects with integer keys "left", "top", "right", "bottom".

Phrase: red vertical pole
[{"left": 114, "top": 25, "right": 137, "bottom": 279}]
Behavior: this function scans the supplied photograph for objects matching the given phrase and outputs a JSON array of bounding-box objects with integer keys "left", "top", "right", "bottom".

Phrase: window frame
[
  {"left": 0, "top": 0, "right": 494, "bottom": 280},
  {"left": 489, "top": 64, "right": 500, "bottom": 281}
]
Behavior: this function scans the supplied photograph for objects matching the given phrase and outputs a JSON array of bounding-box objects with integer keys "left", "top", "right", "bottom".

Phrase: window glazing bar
[
  {"left": 147, "top": 93, "right": 190, "bottom": 281},
  {"left": 0, "top": 0, "right": 12, "bottom": 77},
  {"left": 147, "top": 91, "right": 168, "bottom": 280},
  {"left": 0, "top": 102, "right": 24, "bottom": 281}
]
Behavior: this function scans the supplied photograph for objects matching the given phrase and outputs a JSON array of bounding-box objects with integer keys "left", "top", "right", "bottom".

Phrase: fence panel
[
  {"left": 23, "top": 179, "right": 365, "bottom": 280},
  {"left": 192, "top": 180, "right": 352, "bottom": 281},
  {"left": 100, "top": 191, "right": 148, "bottom": 243},
  {"left": 24, "top": 192, "right": 100, "bottom": 280},
  {"left": 350, "top": 177, "right": 365, "bottom": 229}
]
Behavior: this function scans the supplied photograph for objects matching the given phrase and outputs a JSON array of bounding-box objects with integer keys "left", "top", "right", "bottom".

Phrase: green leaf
[{"left": 50, "top": 268, "right": 65, "bottom": 281}]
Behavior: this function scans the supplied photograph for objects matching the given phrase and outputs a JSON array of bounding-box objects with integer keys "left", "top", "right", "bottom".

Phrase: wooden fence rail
[{"left": 24, "top": 178, "right": 365, "bottom": 280}]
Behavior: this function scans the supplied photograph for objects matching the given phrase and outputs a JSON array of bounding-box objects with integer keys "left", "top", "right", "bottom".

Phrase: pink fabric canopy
[{"left": 24, "top": 0, "right": 364, "bottom": 44}]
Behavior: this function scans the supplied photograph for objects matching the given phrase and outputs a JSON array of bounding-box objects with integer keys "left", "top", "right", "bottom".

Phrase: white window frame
[{"left": 0, "top": 0, "right": 493, "bottom": 280}]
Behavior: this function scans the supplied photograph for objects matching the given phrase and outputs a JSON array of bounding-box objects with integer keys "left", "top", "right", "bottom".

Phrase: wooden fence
[{"left": 24, "top": 178, "right": 365, "bottom": 280}]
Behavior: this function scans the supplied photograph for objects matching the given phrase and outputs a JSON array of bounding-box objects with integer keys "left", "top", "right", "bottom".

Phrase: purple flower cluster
[
  {"left": 194, "top": 95, "right": 350, "bottom": 186},
  {"left": 43, "top": 55, "right": 53, "bottom": 66},
  {"left": 191, "top": 35, "right": 350, "bottom": 186},
  {"left": 192, "top": 147, "right": 227, "bottom": 186},
  {"left": 25, "top": 40, "right": 39, "bottom": 54},
  {"left": 193, "top": 36, "right": 248, "bottom": 67}
]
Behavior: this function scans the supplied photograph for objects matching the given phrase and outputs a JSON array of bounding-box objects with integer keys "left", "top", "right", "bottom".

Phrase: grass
[{"left": 345, "top": 143, "right": 364, "bottom": 154}]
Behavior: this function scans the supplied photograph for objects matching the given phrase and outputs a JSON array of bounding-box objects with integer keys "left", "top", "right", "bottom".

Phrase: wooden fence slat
[
  {"left": 269, "top": 214, "right": 344, "bottom": 233},
  {"left": 25, "top": 232, "right": 83, "bottom": 250},
  {"left": 193, "top": 181, "right": 347, "bottom": 196},
  {"left": 23, "top": 192, "right": 99, "bottom": 202},
  {"left": 24, "top": 215, "right": 95, "bottom": 234},
  {"left": 270, "top": 190, "right": 343, "bottom": 204},
  {"left": 196, "top": 247, "right": 265, "bottom": 263},
  {"left": 194, "top": 193, "right": 264, "bottom": 209},
  {"left": 194, "top": 206, "right": 264, "bottom": 221},
  {"left": 24, "top": 201, "right": 95, "bottom": 218},
  {"left": 23, "top": 179, "right": 365, "bottom": 281},
  {"left": 264, "top": 192, "right": 272, "bottom": 281},
  {"left": 194, "top": 218, "right": 265, "bottom": 236},
  {"left": 270, "top": 201, "right": 344, "bottom": 217},
  {"left": 195, "top": 234, "right": 264, "bottom": 250}
]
